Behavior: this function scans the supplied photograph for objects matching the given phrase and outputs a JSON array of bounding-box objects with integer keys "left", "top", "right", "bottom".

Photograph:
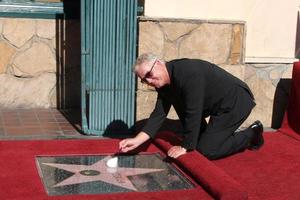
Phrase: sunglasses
[{"left": 140, "top": 59, "right": 157, "bottom": 84}]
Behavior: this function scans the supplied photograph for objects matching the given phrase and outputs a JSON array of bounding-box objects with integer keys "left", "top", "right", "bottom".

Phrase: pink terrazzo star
[{"left": 42, "top": 156, "right": 164, "bottom": 191}]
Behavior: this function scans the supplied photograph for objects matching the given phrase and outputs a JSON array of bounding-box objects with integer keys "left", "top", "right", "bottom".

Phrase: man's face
[{"left": 136, "top": 60, "right": 165, "bottom": 88}]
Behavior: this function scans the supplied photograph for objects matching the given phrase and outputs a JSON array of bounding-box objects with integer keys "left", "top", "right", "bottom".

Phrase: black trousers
[{"left": 196, "top": 86, "right": 256, "bottom": 160}]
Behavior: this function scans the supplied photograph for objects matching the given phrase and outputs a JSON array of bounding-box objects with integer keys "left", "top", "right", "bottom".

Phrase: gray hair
[{"left": 134, "top": 53, "right": 164, "bottom": 71}]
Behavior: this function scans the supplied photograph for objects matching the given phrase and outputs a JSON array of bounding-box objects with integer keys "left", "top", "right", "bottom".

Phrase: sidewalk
[{"left": 0, "top": 109, "right": 86, "bottom": 140}]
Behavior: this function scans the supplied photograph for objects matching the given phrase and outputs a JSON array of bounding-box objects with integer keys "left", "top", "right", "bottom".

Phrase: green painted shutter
[{"left": 81, "top": 0, "right": 137, "bottom": 136}]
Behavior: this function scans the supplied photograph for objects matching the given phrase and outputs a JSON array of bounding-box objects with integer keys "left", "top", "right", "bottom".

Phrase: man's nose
[{"left": 147, "top": 78, "right": 155, "bottom": 85}]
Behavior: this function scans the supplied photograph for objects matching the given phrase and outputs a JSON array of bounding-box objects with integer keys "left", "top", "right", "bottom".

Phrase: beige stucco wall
[{"left": 144, "top": 0, "right": 299, "bottom": 63}]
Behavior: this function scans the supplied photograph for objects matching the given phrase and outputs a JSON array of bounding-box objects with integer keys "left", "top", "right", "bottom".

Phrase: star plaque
[{"left": 36, "top": 153, "right": 194, "bottom": 196}]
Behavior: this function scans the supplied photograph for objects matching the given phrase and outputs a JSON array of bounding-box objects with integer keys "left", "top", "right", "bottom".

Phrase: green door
[{"left": 81, "top": 0, "right": 137, "bottom": 136}]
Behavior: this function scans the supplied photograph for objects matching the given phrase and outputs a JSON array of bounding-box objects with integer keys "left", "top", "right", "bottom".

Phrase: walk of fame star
[{"left": 42, "top": 156, "right": 164, "bottom": 191}]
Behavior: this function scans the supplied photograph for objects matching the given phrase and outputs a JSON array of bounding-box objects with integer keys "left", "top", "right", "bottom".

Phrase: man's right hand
[{"left": 119, "top": 132, "right": 150, "bottom": 153}]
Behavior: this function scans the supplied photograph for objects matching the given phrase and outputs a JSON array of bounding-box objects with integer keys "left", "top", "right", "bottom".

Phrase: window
[
  {"left": 0, "top": 1, "right": 63, "bottom": 2},
  {"left": 0, "top": 0, "right": 64, "bottom": 17}
]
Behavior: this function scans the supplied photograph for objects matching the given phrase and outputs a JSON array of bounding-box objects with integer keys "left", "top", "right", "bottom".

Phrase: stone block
[
  {"left": 49, "top": 87, "right": 57, "bottom": 108},
  {"left": 13, "top": 42, "right": 56, "bottom": 77},
  {"left": 219, "top": 64, "right": 245, "bottom": 80},
  {"left": 269, "top": 69, "right": 282, "bottom": 80},
  {"left": 282, "top": 65, "right": 293, "bottom": 79},
  {"left": 0, "top": 18, "right": 3, "bottom": 34},
  {"left": 228, "top": 24, "right": 243, "bottom": 64},
  {"left": 159, "top": 22, "right": 198, "bottom": 42},
  {"left": 0, "top": 41, "right": 15, "bottom": 74},
  {"left": 245, "top": 76, "right": 276, "bottom": 127},
  {"left": 36, "top": 19, "right": 56, "bottom": 39},
  {"left": 136, "top": 89, "right": 179, "bottom": 122},
  {"left": 52, "top": 38, "right": 56, "bottom": 50},
  {"left": 245, "top": 65, "right": 256, "bottom": 80},
  {"left": 136, "top": 90, "right": 157, "bottom": 121},
  {"left": 167, "top": 106, "right": 179, "bottom": 120},
  {"left": 179, "top": 23, "right": 232, "bottom": 64},
  {"left": 3, "top": 18, "right": 35, "bottom": 48},
  {"left": 163, "top": 41, "right": 178, "bottom": 61},
  {"left": 0, "top": 73, "right": 56, "bottom": 108},
  {"left": 138, "top": 21, "right": 164, "bottom": 57}
]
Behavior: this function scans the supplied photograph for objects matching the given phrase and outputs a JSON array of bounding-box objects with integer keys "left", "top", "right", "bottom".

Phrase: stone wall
[
  {"left": 0, "top": 18, "right": 57, "bottom": 108},
  {"left": 136, "top": 17, "right": 293, "bottom": 128},
  {"left": 0, "top": 17, "right": 81, "bottom": 109}
]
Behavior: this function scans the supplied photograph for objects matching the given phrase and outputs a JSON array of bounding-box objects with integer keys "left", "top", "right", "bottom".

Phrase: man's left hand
[{"left": 167, "top": 146, "right": 187, "bottom": 158}]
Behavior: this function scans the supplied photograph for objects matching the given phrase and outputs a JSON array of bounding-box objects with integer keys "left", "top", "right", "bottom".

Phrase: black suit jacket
[{"left": 142, "top": 58, "right": 254, "bottom": 150}]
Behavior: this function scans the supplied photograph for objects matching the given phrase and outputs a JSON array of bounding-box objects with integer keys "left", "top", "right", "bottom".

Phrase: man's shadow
[
  {"left": 102, "top": 118, "right": 183, "bottom": 153},
  {"left": 103, "top": 118, "right": 183, "bottom": 138}
]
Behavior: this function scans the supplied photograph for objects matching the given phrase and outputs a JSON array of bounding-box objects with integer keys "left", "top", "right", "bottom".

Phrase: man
[{"left": 119, "top": 53, "right": 264, "bottom": 160}]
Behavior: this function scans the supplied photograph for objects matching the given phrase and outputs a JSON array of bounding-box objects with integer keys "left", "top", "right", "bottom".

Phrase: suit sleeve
[
  {"left": 142, "top": 92, "right": 171, "bottom": 138},
  {"left": 181, "top": 76, "right": 205, "bottom": 150}
]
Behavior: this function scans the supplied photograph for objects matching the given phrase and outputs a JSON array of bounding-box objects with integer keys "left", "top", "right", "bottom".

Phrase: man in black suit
[{"left": 120, "top": 53, "right": 264, "bottom": 160}]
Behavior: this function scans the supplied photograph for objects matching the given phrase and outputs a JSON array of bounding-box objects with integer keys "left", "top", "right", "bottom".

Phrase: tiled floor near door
[{"left": 0, "top": 109, "right": 84, "bottom": 140}]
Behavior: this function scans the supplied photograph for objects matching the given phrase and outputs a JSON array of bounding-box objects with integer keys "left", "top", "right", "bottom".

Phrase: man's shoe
[{"left": 247, "top": 120, "right": 264, "bottom": 150}]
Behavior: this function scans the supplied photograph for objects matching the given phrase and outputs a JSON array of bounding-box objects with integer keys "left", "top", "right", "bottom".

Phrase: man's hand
[
  {"left": 167, "top": 146, "right": 187, "bottom": 158},
  {"left": 119, "top": 138, "right": 140, "bottom": 152},
  {"left": 119, "top": 132, "right": 150, "bottom": 153}
]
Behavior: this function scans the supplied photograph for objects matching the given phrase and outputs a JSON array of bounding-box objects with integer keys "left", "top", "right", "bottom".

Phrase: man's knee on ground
[{"left": 197, "top": 148, "right": 222, "bottom": 160}]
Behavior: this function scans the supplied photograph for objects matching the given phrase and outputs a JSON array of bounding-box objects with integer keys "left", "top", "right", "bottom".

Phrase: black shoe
[{"left": 247, "top": 120, "right": 264, "bottom": 150}]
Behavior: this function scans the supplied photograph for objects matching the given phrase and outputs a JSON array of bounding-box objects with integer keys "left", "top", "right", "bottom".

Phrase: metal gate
[{"left": 81, "top": 0, "right": 137, "bottom": 135}]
